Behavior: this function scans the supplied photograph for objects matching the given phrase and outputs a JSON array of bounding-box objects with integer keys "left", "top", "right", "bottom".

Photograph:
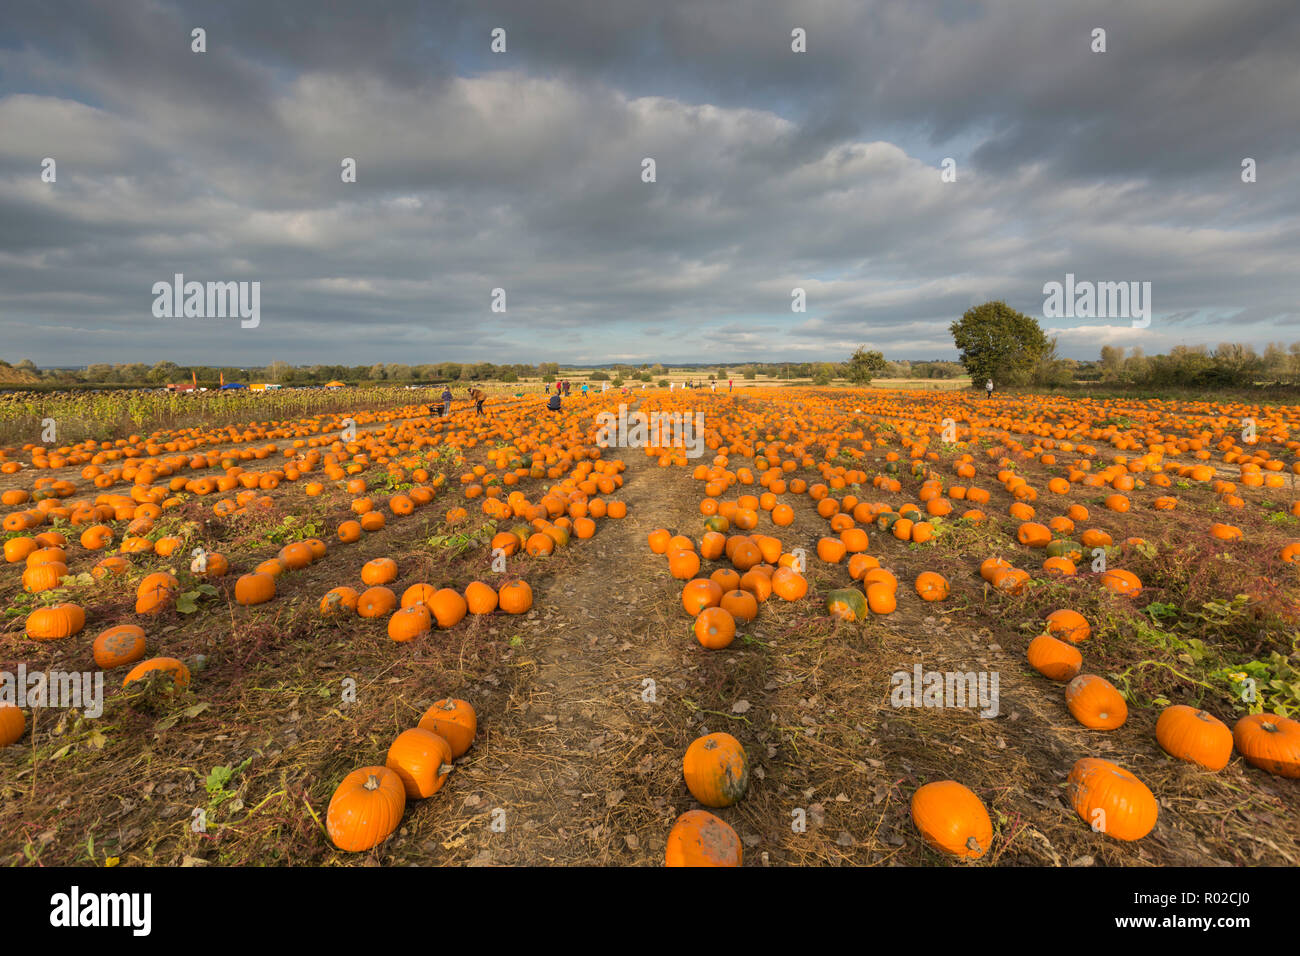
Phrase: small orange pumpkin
[{"left": 1065, "top": 674, "right": 1128, "bottom": 730}]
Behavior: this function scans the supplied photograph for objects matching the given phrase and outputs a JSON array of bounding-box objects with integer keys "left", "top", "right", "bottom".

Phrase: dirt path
[{"left": 442, "top": 403, "right": 700, "bottom": 864}]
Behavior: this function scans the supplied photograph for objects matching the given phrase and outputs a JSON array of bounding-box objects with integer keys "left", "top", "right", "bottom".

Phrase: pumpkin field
[{"left": 1, "top": 386, "right": 1297, "bottom": 866}]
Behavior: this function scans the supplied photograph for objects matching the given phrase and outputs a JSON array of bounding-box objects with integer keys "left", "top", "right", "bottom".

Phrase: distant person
[
  {"left": 710, "top": 380, "right": 716, "bottom": 391},
  {"left": 468, "top": 386, "right": 487, "bottom": 416},
  {"left": 546, "top": 392, "right": 562, "bottom": 413},
  {"left": 985, "top": 378, "right": 994, "bottom": 399},
  {"left": 728, "top": 378, "right": 733, "bottom": 391},
  {"left": 581, "top": 382, "right": 589, "bottom": 397},
  {"left": 563, "top": 380, "right": 571, "bottom": 397},
  {"left": 441, "top": 386, "right": 453, "bottom": 416}
]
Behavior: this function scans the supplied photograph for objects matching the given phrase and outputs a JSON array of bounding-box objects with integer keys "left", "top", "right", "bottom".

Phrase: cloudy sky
[{"left": 2, "top": 0, "right": 1298, "bottom": 367}]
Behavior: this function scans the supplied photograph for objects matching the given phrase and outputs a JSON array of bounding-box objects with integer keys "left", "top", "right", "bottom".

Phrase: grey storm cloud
[{"left": 0, "top": 0, "right": 1297, "bottom": 367}]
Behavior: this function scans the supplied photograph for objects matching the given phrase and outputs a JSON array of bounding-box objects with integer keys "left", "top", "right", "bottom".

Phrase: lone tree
[
  {"left": 846, "top": 346, "right": 887, "bottom": 384},
  {"left": 949, "top": 301, "right": 1048, "bottom": 387}
]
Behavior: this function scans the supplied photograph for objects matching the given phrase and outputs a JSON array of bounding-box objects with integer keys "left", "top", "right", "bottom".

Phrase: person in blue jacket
[
  {"left": 546, "top": 392, "right": 562, "bottom": 412},
  {"left": 440, "top": 386, "right": 453, "bottom": 416}
]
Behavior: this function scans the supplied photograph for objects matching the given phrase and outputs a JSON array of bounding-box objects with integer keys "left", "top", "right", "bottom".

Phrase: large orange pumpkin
[
  {"left": 326, "top": 766, "right": 406, "bottom": 852},
  {"left": 1232, "top": 713, "right": 1300, "bottom": 778},
  {"left": 1155, "top": 705, "right": 1233, "bottom": 771},
  {"left": 1067, "top": 758, "right": 1157, "bottom": 841},
  {"left": 664, "top": 810, "right": 742, "bottom": 867},
  {"left": 910, "top": 781, "right": 993, "bottom": 860}
]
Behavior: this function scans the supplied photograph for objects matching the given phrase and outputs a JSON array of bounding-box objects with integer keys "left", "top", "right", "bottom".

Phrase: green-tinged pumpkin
[
  {"left": 826, "top": 587, "right": 868, "bottom": 622},
  {"left": 683, "top": 732, "right": 749, "bottom": 808},
  {"left": 1046, "top": 539, "right": 1082, "bottom": 560}
]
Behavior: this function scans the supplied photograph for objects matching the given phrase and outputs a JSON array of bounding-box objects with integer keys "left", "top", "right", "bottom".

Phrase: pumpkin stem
[
  {"left": 966, "top": 837, "right": 982, "bottom": 853},
  {"left": 364, "top": 774, "right": 380, "bottom": 791}
]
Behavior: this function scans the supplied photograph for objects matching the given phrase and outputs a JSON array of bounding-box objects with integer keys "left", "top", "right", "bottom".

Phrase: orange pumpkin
[
  {"left": 1232, "top": 713, "right": 1300, "bottom": 778},
  {"left": 123, "top": 656, "right": 191, "bottom": 692},
  {"left": 498, "top": 579, "right": 533, "bottom": 614},
  {"left": 683, "top": 732, "right": 749, "bottom": 807},
  {"left": 326, "top": 766, "right": 406, "bottom": 852},
  {"left": 1026, "top": 634, "right": 1081, "bottom": 681},
  {"left": 1155, "top": 705, "right": 1233, "bottom": 771},
  {"left": 385, "top": 728, "right": 453, "bottom": 798},
  {"left": 1067, "top": 758, "right": 1157, "bottom": 841},
  {"left": 388, "top": 605, "right": 432, "bottom": 642},
  {"left": 1065, "top": 674, "right": 1128, "bottom": 730},
  {"left": 665, "top": 810, "right": 742, "bottom": 867},
  {"left": 418, "top": 698, "right": 478, "bottom": 757},
  {"left": 0, "top": 705, "right": 25, "bottom": 747},
  {"left": 693, "top": 607, "right": 736, "bottom": 649},
  {"left": 26, "top": 603, "right": 85, "bottom": 641},
  {"left": 234, "top": 572, "right": 276, "bottom": 606},
  {"left": 464, "top": 581, "right": 499, "bottom": 615},
  {"left": 914, "top": 571, "right": 950, "bottom": 602},
  {"left": 910, "top": 780, "right": 993, "bottom": 860},
  {"left": 357, "top": 586, "right": 398, "bottom": 618}
]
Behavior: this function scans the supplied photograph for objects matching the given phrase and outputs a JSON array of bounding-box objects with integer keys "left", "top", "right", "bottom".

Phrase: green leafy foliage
[
  {"left": 949, "top": 300, "right": 1049, "bottom": 386},
  {"left": 264, "top": 515, "right": 324, "bottom": 545},
  {"left": 845, "top": 347, "right": 887, "bottom": 384}
]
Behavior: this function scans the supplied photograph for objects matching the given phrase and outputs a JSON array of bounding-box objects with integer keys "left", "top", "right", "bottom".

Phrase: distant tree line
[
  {"left": 1090, "top": 343, "right": 1300, "bottom": 388},
  {"left": 13, "top": 336, "right": 1289, "bottom": 393},
  {"left": 947, "top": 300, "right": 1300, "bottom": 391},
  {"left": 0, "top": 357, "right": 974, "bottom": 388},
  {"left": 0, "top": 360, "right": 555, "bottom": 387}
]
